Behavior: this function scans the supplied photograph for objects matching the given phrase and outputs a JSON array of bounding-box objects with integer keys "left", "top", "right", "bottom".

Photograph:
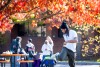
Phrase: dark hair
[
  {"left": 60, "top": 20, "right": 69, "bottom": 36},
  {"left": 16, "top": 36, "right": 22, "bottom": 42},
  {"left": 29, "top": 38, "right": 32, "bottom": 42}
]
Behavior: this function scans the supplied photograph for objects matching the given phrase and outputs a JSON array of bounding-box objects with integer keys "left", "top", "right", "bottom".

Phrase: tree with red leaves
[{"left": 0, "top": 0, "right": 100, "bottom": 33}]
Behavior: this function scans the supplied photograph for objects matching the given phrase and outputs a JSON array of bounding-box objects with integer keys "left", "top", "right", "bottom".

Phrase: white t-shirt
[
  {"left": 63, "top": 30, "right": 78, "bottom": 52},
  {"left": 26, "top": 43, "right": 34, "bottom": 48},
  {"left": 41, "top": 43, "right": 52, "bottom": 55},
  {"left": 26, "top": 42, "right": 35, "bottom": 51}
]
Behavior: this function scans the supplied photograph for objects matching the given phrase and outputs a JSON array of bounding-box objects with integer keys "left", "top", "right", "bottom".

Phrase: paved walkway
[
  {"left": 0, "top": 61, "right": 100, "bottom": 67},
  {"left": 54, "top": 61, "right": 100, "bottom": 67},
  {"left": 55, "top": 65, "right": 99, "bottom": 67}
]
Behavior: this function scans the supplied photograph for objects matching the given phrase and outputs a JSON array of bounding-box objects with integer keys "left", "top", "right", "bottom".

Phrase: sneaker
[
  {"left": 56, "top": 52, "right": 60, "bottom": 56},
  {"left": 51, "top": 52, "right": 59, "bottom": 61}
]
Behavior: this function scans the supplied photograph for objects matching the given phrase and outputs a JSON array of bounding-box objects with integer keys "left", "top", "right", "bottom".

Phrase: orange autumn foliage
[{"left": 0, "top": 0, "right": 100, "bottom": 33}]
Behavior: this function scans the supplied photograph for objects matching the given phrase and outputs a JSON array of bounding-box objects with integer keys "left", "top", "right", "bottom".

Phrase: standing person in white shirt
[{"left": 52, "top": 19, "right": 78, "bottom": 67}]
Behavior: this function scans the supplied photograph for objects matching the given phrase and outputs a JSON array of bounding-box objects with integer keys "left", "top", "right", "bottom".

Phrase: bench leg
[
  {"left": 1, "top": 63, "right": 3, "bottom": 67},
  {"left": 4, "top": 63, "right": 5, "bottom": 67},
  {"left": 0, "top": 63, "right": 5, "bottom": 67}
]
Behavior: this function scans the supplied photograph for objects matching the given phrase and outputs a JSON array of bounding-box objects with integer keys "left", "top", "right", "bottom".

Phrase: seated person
[
  {"left": 25, "top": 39, "right": 35, "bottom": 67},
  {"left": 41, "top": 40, "right": 52, "bottom": 60},
  {"left": 25, "top": 39, "right": 35, "bottom": 57},
  {"left": 46, "top": 36, "right": 54, "bottom": 55}
]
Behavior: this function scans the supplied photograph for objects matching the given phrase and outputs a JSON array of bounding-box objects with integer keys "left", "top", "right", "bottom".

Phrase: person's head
[
  {"left": 44, "top": 40, "right": 49, "bottom": 45},
  {"left": 12, "top": 39, "right": 16, "bottom": 42},
  {"left": 16, "top": 36, "right": 22, "bottom": 42},
  {"left": 60, "top": 20, "right": 69, "bottom": 36},
  {"left": 11, "top": 39, "right": 16, "bottom": 44},
  {"left": 46, "top": 36, "right": 53, "bottom": 43},
  {"left": 28, "top": 38, "right": 32, "bottom": 43},
  {"left": 46, "top": 36, "right": 51, "bottom": 41}
]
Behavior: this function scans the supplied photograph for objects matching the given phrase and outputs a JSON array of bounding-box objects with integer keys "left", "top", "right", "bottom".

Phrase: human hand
[
  {"left": 63, "top": 42, "right": 66, "bottom": 45},
  {"left": 63, "top": 42, "right": 66, "bottom": 47}
]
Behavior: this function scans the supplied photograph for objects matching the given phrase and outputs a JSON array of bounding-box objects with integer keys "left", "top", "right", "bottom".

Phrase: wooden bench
[
  {"left": 17, "top": 60, "right": 34, "bottom": 63},
  {"left": 0, "top": 54, "right": 26, "bottom": 67},
  {"left": 17, "top": 60, "right": 34, "bottom": 67},
  {"left": 0, "top": 60, "right": 10, "bottom": 63},
  {"left": 0, "top": 60, "right": 10, "bottom": 67}
]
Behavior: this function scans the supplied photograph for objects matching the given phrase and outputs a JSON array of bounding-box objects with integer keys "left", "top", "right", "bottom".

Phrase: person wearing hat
[{"left": 51, "top": 19, "right": 78, "bottom": 67}]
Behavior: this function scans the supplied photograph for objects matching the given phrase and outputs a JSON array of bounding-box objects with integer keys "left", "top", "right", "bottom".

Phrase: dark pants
[
  {"left": 10, "top": 56, "right": 20, "bottom": 67},
  {"left": 33, "top": 59, "right": 41, "bottom": 67},
  {"left": 57, "top": 47, "right": 76, "bottom": 67}
]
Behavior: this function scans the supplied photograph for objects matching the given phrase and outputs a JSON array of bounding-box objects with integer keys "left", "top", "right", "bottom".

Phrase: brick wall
[
  {"left": 21, "top": 36, "right": 64, "bottom": 53},
  {"left": 3, "top": 35, "right": 100, "bottom": 60},
  {"left": 2, "top": 35, "right": 64, "bottom": 54}
]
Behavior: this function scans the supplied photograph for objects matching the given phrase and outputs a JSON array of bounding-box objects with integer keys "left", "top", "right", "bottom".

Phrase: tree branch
[
  {"left": 30, "top": 10, "right": 64, "bottom": 22},
  {"left": 40, "top": 10, "right": 64, "bottom": 20}
]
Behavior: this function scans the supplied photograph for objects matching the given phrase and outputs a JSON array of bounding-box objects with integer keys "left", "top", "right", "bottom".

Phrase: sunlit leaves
[
  {"left": 77, "top": 24, "right": 100, "bottom": 57},
  {"left": 0, "top": 13, "right": 3, "bottom": 20},
  {"left": 0, "top": 0, "right": 100, "bottom": 33},
  {"left": 0, "top": 19, "right": 13, "bottom": 34},
  {"left": 14, "top": 1, "right": 29, "bottom": 12},
  {"left": 31, "top": 20, "right": 37, "bottom": 27}
]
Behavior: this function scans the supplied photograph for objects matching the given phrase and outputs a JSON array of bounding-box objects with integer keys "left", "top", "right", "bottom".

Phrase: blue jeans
[
  {"left": 27, "top": 57, "right": 33, "bottom": 67},
  {"left": 10, "top": 56, "right": 20, "bottom": 67},
  {"left": 56, "top": 47, "right": 76, "bottom": 67}
]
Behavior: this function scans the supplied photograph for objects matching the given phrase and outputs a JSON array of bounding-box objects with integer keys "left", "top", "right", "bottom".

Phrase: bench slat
[{"left": 17, "top": 60, "right": 34, "bottom": 63}]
